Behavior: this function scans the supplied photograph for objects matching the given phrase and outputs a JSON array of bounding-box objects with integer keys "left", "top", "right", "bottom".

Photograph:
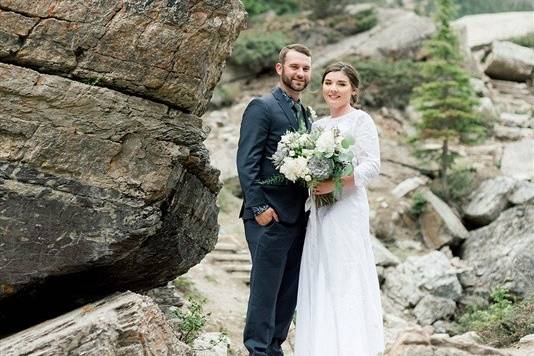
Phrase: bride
[{"left": 294, "top": 62, "right": 384, "bottom": 356}]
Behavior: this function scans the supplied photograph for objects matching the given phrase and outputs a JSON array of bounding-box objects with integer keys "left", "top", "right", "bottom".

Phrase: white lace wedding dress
[{"left": 295, "top": 108, "right": 384, "bottom": 356}]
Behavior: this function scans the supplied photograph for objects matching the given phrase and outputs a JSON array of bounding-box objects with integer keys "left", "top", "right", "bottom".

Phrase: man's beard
[{"left": 281, "top": 70, "right": 309, "bottom": 92}]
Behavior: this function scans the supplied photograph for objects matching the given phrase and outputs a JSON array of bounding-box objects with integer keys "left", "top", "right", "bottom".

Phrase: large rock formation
[
  {"left": 461, "top": 206, "right": 534, "bottom": 298},
  {"left": 0, "top": 0, "right": 245, "bottom": 336},
  {"left": 0, "top": 0, "right": 245, "bottom": 114},
  {"left": 483, "top": 41, "right": 534, "bottom": 82},
  {"left": 452, "top": 12, "right": 534, "bottom": 48},
  {"left": 0, "top": 291, "right": 193, "bottom": 355}
]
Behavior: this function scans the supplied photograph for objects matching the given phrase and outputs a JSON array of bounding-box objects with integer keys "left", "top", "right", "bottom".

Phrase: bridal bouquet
[{"left": 269, "top": 127, "right": 355, "bottom": 207}]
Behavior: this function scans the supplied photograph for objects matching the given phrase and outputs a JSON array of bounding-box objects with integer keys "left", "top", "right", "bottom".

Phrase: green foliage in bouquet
[
  {"left": 264, "top": 128, "right": 355, "bottom": 208},
  {"left": 410, "top": 0, "right": 486, "bottom": 203},
  {"left": 229, "top": 31, "right": 289, "bottom": 75}
]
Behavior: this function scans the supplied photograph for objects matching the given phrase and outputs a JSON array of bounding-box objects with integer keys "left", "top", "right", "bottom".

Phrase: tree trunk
[{"left": 441, "top": 138, "right": 449, "bottom": 201}]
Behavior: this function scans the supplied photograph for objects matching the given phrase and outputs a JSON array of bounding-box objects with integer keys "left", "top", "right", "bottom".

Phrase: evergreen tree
[{"left": 410, "top": 0, "right": 486, "bottom": 201}]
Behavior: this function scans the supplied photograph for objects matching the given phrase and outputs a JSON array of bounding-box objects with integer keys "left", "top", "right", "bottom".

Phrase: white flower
[
  {"left": 289, "top": 150, "right": 296, "bottom": 157},
  {"left": 280, "top": 157, "right": 310, "bottom": 182},
  {"left": 304, "top": 175, "right": 312, "bottom": 182},
  {"left": 316, "top": 129, "right": 336, "bottom": 157},
  {"left": 307, "top": 106, "right": 317, "bottom": 121}
]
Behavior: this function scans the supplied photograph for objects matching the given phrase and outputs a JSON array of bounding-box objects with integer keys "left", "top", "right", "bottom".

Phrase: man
[{"left": 236, "top": 44, "right": 312, "bottom": 356}]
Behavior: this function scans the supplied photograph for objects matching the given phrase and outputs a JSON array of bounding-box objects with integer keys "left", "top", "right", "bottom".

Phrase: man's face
[{"left": 276, "top": 50, "right": 311, "bottom": 93}]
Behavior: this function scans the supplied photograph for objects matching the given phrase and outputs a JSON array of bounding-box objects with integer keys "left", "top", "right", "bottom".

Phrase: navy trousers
[{"left": 243, "top": 216, "right": 306, "bottom": 356}]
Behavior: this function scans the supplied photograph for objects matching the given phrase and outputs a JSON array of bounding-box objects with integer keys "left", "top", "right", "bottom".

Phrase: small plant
[
  {"left": 174, "top": 297, "right": 209, "bottom": 345},
  {"left": 456, "top": 287, "right": 534, "bottom": 347},
  {"left": 410, "top": 191, "right": 427, "bottom": 218},
  {"left": 431, "top": 166, "right": 476, "bottom": 204}
]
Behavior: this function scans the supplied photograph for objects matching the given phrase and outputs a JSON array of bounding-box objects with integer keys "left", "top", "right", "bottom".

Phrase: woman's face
[{"left": 322, "top": 70, "right": 355, "bottom": 109}]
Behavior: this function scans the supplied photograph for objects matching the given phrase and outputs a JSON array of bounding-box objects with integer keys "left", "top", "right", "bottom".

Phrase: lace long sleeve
[{"left": 352, "top": 112, "right": 380, "bottom": 188}]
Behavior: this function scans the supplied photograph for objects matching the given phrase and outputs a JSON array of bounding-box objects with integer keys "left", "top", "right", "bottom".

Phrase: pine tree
[{"left": 410, "top": 0, "right": 486, "bottom": 201}]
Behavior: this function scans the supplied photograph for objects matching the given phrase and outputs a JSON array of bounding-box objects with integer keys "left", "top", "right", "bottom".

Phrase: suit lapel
[
  {"left": 272, "top": 87, "right": 298, "bottom": 131},
  {"left": 303, "top": 105, "right": 312, "bottom": 132}
]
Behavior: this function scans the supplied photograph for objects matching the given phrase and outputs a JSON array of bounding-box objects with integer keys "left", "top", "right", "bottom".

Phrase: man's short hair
[{"left": 278, "top": 44, "right": 311, "bottom": 65}]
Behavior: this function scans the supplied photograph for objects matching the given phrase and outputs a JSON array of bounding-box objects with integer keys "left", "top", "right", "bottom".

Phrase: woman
[{"left": 295, "top": 62, "right": 384, "bottom": 356}]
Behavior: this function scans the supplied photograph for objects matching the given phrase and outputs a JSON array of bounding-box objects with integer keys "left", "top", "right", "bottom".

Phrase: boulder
[
  {"left": 509, "top": 180, "right": 534, "bottom": 205},
  {"left": 412, "top": 295, "right": 456, "bottom": 326},
  {"left": 371, "top": 235, "right": 400, "bottom": 267},
  {"left": 0, "top": 291, "right": 192, "bottom": 356},
  {"left": 461, "top": 206, "right": 534, "bottom": 297},
  {"left": 0, "top": 0, "right": 246, "bottom": 336},
  {"left": 483, "top": 41, "right": 534, "bottom": 82},
  {"left": 419, "top": 189, "right": 469, "bottom": 249},
  {"left": 501, "top": 112, "right": 531, "bottom": 128},
  {"left": 0, "top": 0, "right": 246, "bottom": 115},
  {"left": 452, "top": 12, "right": 534, "bottom": 48},
  {"left": 313, "top": 7, "right": 435, "bottom": 68},
  {"left": 391, "top": 176, "right": 429, "bottom": 199},
  {"left": 494, "top": 125, "right": 534, "bottom": 141},
  {"left": 500, "top": 139, "right": 534, "bottom": 180},
  {"left": 383, "top": 251, "right": 462, "bottom": 308},
  {"left": 386, "top": 327, "right": 510, "bottom": 355},
  {"left": 463, "top": 176, "right": 516, "bottom": 226}
]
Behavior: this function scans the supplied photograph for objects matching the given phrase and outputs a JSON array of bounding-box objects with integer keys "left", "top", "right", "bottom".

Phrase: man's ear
[{"left": 275, "top": 62, "right": 283, "bottom": 76}]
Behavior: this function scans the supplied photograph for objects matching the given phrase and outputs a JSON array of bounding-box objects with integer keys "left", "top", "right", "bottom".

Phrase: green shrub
[
  {"left": 431, "top": 166, "right": 477, "bottom": 204},
  {"left": 509, "top": 33, "right": 534, "bottom": 49},
  {"left": 350, "top": 59, "right": 426, "bottom": 109},
  {"left": 174, "top": 297, "right": 209, "bottom": 345},
  {"left": 410, "top": 191, "right": 427, "bottom": 218},
  {"left": 456, "top": 287, "right": 534, "bottom": 347},
  {"left": 229, "top": 31, "right": 289, "bottom": 75},
  {"left": 242, "top": 0, "right": 299, "bottom": 16},
  {"left": 327, "top": 8, "right": 378, "bottom": 36}
]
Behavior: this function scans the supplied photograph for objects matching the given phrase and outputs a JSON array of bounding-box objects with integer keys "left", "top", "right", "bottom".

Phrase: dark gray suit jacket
[{"left": 236, "top": 87, "right": 311, "bottom": 224}]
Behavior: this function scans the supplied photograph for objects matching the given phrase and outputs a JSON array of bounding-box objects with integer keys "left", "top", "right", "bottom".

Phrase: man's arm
[{"left": 237, "top": 98, "right": 270, "bottom": 211}]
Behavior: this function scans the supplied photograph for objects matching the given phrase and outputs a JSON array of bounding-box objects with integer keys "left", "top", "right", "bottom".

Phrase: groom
[{"left": 236, "top": 44, "right": 312, "bottom": 355}]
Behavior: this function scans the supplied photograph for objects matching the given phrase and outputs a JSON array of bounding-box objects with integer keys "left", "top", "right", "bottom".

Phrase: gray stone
[
  {"left": 0, "top": 0, "right": 246, "bottom": 114},
  {"left": 501, "top": 112, "right": 532, "bottom": 128},
  {"left": 371, "top": 235, "right": 400, "bottom": 267},
  {"left": 193, "top": 332, "right": 230, "bottom": 356},
  {"left": 0, "top": 291, "right": 193, "bottom": 356},
  {"left": 313, "top": 7, "right": 435, "bottom": 68},
  {"left": 494, "top": 125, "right": 534, "bottom": 140},
  {"left": 413, "top": 295, "right": 456, "bottom": 326},
  {"left": 484, "top": 41, "right": 534, "bottom": 82},
  {"left": 420, "top": 189, "right": 469, "bottom": 249},
  {"left": 383, "top": 251, "right": 462, "bottom": 308},
  {"left": 386, "top": 325, "right": 509, "bottom": 355},
  {"left": 509, "top": 180, "right": 534, "bottom": 205},
  {"left": 452, "top": 12, "right": 534, "bottom": 48},
  {"left": 391, "top": 176, "right": 429, "bottom": 198},
  {"left": 500, "top": 139, "right": 534, "bottom": 180},
  {"left": 463, "top": 176, "right": 516, "bottom": 225},
  {"left": 475, "top": 97, "right": 499, "bottom": 121},
  {"left": 461, "top": 206, "right": 534, "bottom": 297},
  {"left": 470, "top": 78, "right": 490, "bottom": 97}
]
